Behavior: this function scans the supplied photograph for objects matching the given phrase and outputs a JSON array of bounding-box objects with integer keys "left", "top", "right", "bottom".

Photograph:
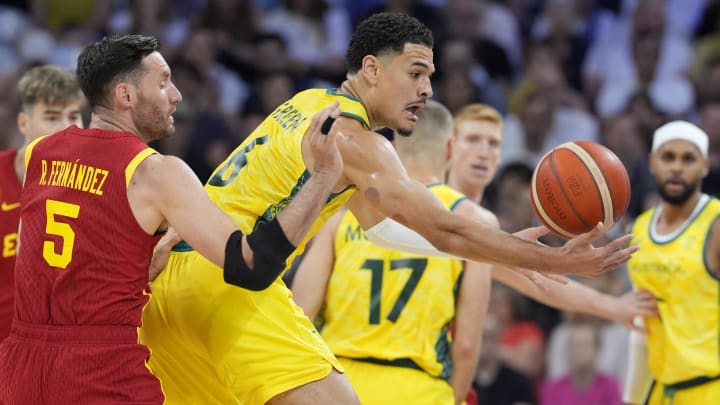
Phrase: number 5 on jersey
[{"left": 44, "top": 199, "right": 80, "bottom": 268}]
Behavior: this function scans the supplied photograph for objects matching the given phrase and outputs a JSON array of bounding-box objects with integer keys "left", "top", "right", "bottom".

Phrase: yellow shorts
[
  {"left": 140, "top": 249, "right": 343, "bottom": 405},
  {"left": 338, "top": 357, "right": 454, "bottom": 405},
  {"left": 646, "top": 377, "right": 720, "bottom": 405}
]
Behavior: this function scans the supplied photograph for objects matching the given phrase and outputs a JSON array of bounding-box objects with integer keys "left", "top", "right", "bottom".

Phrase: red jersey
[
  {"left": 15, "top": 126, "right": 160, "bottom": 327},
  {"left": 0, "top": 148, "right": 21, "bottom": 340}
]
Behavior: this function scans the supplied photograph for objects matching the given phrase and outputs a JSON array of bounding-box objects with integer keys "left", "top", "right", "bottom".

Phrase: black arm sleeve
[{"left": 223, "top": 218, "right": 296, "bottom": 291}]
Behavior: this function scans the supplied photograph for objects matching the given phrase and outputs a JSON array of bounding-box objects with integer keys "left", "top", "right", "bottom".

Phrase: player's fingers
[
  {"left": 604, "top": 233, "right": 634, "bottom": 251},
  {"left": 320, "top": 102, "right": 340, "bottom": 135},
  {"left": 576, "top": 222, "right": 607, "bottom": 244},
  {"left": 513, "top": 225, "right": 549, "bottom": 242},
  {"left": 526, "top": 225, "right": 549, "bottom": 239},
  {"left": 527, "top": 272, "right": 549, "bottom": 292},
  {"left": 324, "top": 118, "right": 342, "bottom": 145},
  {"left": 628, "top": 324, "right": 649, "bottom": 334},
  {"left": 601, "top": 245, "right": 638, "bottom": 272},
  {"left": 307, "top": 108, "right": 324, "bottom": 141},
  {"left": 541, "top": 273, "right": 570, "bottom": 285},
  {"left": 634, "top": 291, "right": 659, "bottom": 314}
]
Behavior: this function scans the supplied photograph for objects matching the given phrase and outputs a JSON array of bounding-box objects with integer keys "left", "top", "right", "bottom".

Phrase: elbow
[
  {"left": 223, "top": 229, "right": 289, "bottom": 291},
  {"left": 452, "top": 337, "right": 481, "bottom": 361}
]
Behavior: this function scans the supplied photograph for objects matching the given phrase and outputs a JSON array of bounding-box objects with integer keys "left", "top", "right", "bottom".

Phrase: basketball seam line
[
  {"left": 564, "top": 142, "right": 614, "bottom": 227},
  {"left": 550, "top": 147, "right": 594, "bottom": 233},
  {"left": 531, "top": 150, "right": 576, "bottom": 239}
]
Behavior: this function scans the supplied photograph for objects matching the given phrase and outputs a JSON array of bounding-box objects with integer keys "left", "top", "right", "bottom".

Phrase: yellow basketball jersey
[
  {"left": 204, "top": 88, "right": 369, "bottom": 266},
  {"left": 628, "top": 195, "right": 720, "bottom": 385},
  {"left": 320, "top": 183, "right": 467, "bottom": 380}
]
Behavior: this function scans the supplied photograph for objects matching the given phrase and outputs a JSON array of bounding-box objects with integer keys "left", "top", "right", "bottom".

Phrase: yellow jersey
[
  {"left": 204, "top": 88, "right": 369, "bottom": 266},
  {"left": 320, "top": 183, "right": 467, "bottom": 380},
  {"left": 628, "top": 194, "right": 720, "bottom": 385}
]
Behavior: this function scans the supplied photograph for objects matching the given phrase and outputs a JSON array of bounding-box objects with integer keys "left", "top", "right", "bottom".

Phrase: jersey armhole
[
  {"left": 24, "top": 135, "right": 49, "bottom": 169},
  {"left": 125, "top": 148, "right": 158, "bottom": 188}
]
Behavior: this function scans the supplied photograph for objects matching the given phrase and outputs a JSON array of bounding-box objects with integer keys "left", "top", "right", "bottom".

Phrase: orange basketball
[{"left": 529, "top": 141, "right": 631, "bottom": 238}]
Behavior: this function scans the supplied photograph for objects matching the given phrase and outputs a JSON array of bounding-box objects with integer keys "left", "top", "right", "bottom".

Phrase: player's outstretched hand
[
  {"left": 512, "top": 225, "right": 570, "bottom": 290},
  {"left": 559, "top": 222, "right": 638, "bottom": 278},
  {"left": 608, "top": 289, "right": 658, "bottom": 333},
  {"left": 149, "top": 227, "right": 181, "bottom": 282},
  {"left": 308, "top": 101, "right": 343, "bottom": 181}
]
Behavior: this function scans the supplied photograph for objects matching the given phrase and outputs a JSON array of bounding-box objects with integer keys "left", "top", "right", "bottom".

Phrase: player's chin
[
  {"left": 395, "top": 123, "right": 415, "bottom": 137},
  {"left": 154, "top": 125, "right": 176, "bottom": 141}
]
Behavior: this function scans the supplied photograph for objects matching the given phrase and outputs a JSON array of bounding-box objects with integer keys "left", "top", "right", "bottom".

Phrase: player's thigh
[
  {"left": 266, "top": 368, "right": 359, "bottom": 405},
  {"left": 46, "top": 343, "right": 164, "bottom": 404},
  {"left": 209, "top": 280, "right": 347, "bottom": 404},
  {"left": 141, "top": 251, "right": 237, "bottom": 404},
  {"left": 148, "top": 251, "right": 345, "bottom": 404},
  {"left": 0, "top": 337, "right": 43, "bottom": 404},
  {"left": 339, "top": 358, "right": 454, "bottom": 405}
]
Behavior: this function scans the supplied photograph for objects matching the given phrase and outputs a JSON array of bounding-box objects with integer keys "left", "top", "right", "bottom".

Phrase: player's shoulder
[
  {"left": 324, "top": 208, "right": 349, "bottom": 235},
  {"left": 454, "top": 199, "right": 499, "bottom": 228},
  {"left": 130, "top": 153, "right": 195, "bottom": 187}
]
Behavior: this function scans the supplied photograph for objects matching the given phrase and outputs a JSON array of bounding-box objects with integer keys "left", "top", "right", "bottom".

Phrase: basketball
[{"left": 529, "top": 141, "right": 631, "bottom": 238}]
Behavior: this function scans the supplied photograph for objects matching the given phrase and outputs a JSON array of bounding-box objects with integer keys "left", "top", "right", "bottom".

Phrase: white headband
[{"left": 651, "top": 120, "right": 708, "bottom": 158}]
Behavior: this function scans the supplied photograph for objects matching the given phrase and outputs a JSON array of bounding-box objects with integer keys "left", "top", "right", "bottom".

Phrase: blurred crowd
[{"left": 1, "top": 0, "right": 719, "bottom": 403}]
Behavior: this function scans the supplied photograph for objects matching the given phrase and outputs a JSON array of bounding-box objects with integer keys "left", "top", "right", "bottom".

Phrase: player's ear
[
  {"left": 113, "top": 82, "right": 135, "bottom": 108},
  {"left": 446, "top": 137, "right": 453, "bottom": 162},
  {"left": 361, "top": 55, "right": 380, "bottom": 85},
  {"left": 17, "top": 111, "right": 28, "bottom": 134}
]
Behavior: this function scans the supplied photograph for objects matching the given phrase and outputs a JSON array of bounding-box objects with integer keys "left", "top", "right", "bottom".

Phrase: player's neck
[
  {"left": 337, "top": 80, "right": 378, "bottom": 127},
  {"left": 89, "top": 108, "right": 149, "bottom": 143},
  {"left": 13, "top": 146, "right": 25, "bottom": 181},
  {"left": 658, "top": 191, "right": 703, "bottom": 230},
  {"left": 337, "top": 80, "right": 361, "bottom": 103},
  {"left": 447, "top": 173, "right": 484, "bottom": 203}
]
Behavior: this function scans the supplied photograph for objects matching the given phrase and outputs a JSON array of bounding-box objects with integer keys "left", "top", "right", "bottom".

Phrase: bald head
[{"left": 394, "top": 99, "right": 454, "bottom": 172}]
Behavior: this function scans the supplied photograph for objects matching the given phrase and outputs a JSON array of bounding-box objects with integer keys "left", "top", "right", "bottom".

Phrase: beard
[
  {"left": 134, "top": 94, "right": 175, "bottom": 141},
  {"left": 655, "top": 178, "right": 700, "bottom": 206},
  {"left": 396, "top": 128, "right": 413, "bottom": 137}
]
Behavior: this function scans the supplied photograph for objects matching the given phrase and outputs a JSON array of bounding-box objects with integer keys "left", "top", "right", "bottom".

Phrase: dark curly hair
[
  {"left": 346, "top": 12, "right": 434, "bottom": 74},
  {"left": 77, "top": 34, "right": 160, "bottom": 109}
]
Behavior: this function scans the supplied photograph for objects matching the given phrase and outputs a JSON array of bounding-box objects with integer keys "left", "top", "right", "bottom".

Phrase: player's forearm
[
  {"left": 451, "top": 342, "right": 480, "bottom": 405},
  {"left": 437, "top": 223, "right": 559, "bottom": 273},
  {"left": 275, "top": 172, "right": 338, "bottom": 245},
  {"left": 494, "top": 266, "right": 603, "bottom": 314}
]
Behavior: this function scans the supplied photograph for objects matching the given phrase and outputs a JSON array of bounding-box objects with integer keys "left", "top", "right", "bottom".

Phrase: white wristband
[{"left": 364, "top": 218, "right": 458, "bottom": 258}]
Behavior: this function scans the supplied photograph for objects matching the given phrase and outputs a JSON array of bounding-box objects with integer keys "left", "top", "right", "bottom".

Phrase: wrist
[
  {"left": 588, "top": 291, "right": 612, "bottom": 319},
  {"left": 312, "top": 169, "right": 340, "bottom": 183},
  {"left": 310, "top": 171, "right": 341, "bottom": 195}
]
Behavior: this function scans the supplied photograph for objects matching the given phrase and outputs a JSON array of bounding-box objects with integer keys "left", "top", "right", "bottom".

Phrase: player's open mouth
[
  {"left": 666, "top": 180, "right": 684, "bottom": 191},
  {"left": 405, "top": 104, "right": 423, "bottom": 121}
]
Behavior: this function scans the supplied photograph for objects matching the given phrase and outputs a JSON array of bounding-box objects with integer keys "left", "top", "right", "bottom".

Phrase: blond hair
[
  {"left": 17, "top": 65, "right": 85, "bottom": 112},
  {"left": 453, "top": 103, "right": 503, "bottom": 136}
]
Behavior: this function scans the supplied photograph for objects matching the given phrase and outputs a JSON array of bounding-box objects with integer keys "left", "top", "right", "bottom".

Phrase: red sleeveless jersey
[
  {"left": 0, "top": 148, "right": 21, "bottom": 339},
  {"left": 15, "top": 126, "right": 160, "bottom": 327}
]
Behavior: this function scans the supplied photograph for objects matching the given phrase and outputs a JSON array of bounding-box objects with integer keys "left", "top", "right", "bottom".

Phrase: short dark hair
[
  {"left": 346, "top": 12, "right": 433, "bottom": 74},
  {"left": 76, "top": 34, "right": 160, "bottom": 109}
]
